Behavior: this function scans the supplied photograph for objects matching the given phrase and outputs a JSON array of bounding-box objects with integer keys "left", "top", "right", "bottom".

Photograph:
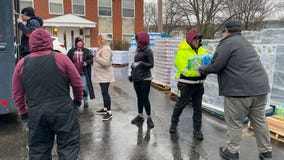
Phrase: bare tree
[
  {"left": 222, "top": 0, "right": 277, "bottom": 30},
  {"left": 144, "top": 2, "right": 158, "bottom": 32},
  {"left": 163, "top": 0, "right": 192, "bottom": 35},
  {"left": 176, "top": 0, "right": 225, "bottom": 38}
]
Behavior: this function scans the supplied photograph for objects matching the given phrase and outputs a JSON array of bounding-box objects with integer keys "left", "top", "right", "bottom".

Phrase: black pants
[
  {"left": 99, "top": 83, "right": 111, "bottom": 110},
  {"left": 171, "top": 82, "right": 204, "bottom": 130},
  {"left": 28, "top": 98, "right": 80, "bottom": 160},
  {"left": 133, "top": 80, "right": 151, "bottom": 115}
]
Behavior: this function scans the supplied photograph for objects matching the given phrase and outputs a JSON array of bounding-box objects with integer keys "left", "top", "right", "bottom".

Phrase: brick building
[{"left": 19, "top": 0, "right": 144, "bottom": 49}]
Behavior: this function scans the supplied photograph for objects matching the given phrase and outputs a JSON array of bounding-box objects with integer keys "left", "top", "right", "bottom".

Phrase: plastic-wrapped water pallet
[
  {"left": 129, "top": 33, "right": 172, "bottom": 49},
  {"left": 112, "top": 51, "right": 129, "bottom": 65},
  {"left": 152, "top": 38, "right": 182, "bottom": 85}
]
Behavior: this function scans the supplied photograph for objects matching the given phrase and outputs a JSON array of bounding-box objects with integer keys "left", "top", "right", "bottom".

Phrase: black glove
[
  {"left": 73, "top": 99, "right": 82, "bottom": 108},
  {"left": 128, "top": 75, "right": 133, "bottom": 82},
  {"left": 20, "top": 113, "right": 28, "bottom": 123}
]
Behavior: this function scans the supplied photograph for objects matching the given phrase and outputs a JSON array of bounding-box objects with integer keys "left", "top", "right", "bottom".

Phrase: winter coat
[
  {"left": 93, "top": 44, "right": 115, "bottom": 83},
  {"left": 130, "top": 32, "right": 154, "bottom": 82},
  {"left": 67, "top": 48, "right": 95, "bottom": 99},
  {"left": 131, "top": 47, "right": 154, "bottom": 82},
  {"left": 18, "top": 16, "right": 43, "bottom": 57},
  {"left": 12, "top": 28, "right": 83, "bottom": 115},
  {"left": 199, "top": 32, "right": 270, "bottom": 96},
  {"left": 175, "top": 40, "right": 207, "bottom": 81}
]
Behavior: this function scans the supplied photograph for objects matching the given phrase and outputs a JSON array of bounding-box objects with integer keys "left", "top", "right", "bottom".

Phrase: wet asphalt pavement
[{"left": 0, "top": 66, "right": 284, "bottom": 160}]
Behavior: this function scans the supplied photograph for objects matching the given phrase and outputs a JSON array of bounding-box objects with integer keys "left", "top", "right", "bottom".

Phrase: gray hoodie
[{"left": 199, "top": 32, "right": 270, "bottom": 96}]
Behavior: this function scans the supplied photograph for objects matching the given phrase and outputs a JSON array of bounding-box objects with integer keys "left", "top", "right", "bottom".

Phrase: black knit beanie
[{"left": 21, "top": 7, "right": 35, "bottom": 17}]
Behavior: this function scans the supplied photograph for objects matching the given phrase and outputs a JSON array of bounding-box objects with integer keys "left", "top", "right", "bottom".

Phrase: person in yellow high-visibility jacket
[{"left": 169, "top": 28, "right": 209, "bottom": 141}]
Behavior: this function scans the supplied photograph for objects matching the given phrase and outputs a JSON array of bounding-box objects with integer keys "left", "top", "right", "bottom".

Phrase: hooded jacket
[
  {"left": 199, "top": 32, "right": 270, "bottom": 96},
  {"left": 175, "top": 29, "right": 208, "bottom": 81},
  {"left": 12, "top": 29, "right": 83, "bottom": 115},
  {"left": 18, "top": 16, "right": 43, "bottom": 56},
  {"left": 131, "top": 32, "right": 154, "bottom": 82},
  {"left": 67, "top": 37, "right": 95, "bottom": 99},
  {"left": 93, "top": 34, "right": 115, "bottom": 83}
]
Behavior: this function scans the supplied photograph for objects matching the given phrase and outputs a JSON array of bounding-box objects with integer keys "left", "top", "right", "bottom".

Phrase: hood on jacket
[
  {"left": 135, "top": 32, "right": 150, "bottom": 50},
  {"left": 29, "top": 28, "right": 53, "bottom": 52},
  {"left": 30, "top": 16, "right": 44, "bottom": 26},
  {"left": 74, "top": 36, "right": 85, "bottom": 48},
  {"left": 186, "top": 28, "right": 202, "bottom": 45},
  {"left": 98, "top": 34, "right": 111, "bottom": 45}
]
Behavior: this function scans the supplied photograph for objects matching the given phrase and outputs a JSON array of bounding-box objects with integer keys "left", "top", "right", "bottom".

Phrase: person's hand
[
  {"left": 201, "top": 55, "right": 212, "bottom": 66},
  {"left": 73, "top": 99, "right": 82, "bottom": 109},
  {"left": 82, "top": 62, "right": 87, "bottom": 67},
  {"left": 131, "top": 61, "right": 142, "bottom": 68},
  {"left": 20, "top": 113, "right": 28, "bottom": 122},
  {"left": 17, "top": 17, "right": 23, "bottom": 23},
  {"left": 128, "top": 75, "right": 133, "bottom": 82}
]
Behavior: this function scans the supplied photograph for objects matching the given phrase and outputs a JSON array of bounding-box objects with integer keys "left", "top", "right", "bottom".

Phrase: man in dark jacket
[
  {"left": 17, "top": 7, "right": 43, "bottom": 58},
  {"left": 67, "top": 37, "right": 95, "bottom": 107},
  {"left": 12, "top": 28, "right": 83, "bottom": 160},
  {"left": 199, "top": 20, "right": 272, "bottom": 160}
]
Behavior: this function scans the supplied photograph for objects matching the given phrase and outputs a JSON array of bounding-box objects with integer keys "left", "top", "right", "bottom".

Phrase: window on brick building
[
  {"left": 20, "top": 0, "right": 33, "bottom": 10},
  {"left": 99, "top": 0, "right": 111, "bottom": 16},
  {"left": 72, "top": 0, "right": 85, "bottom": 15},
  {"left": 122, "top": 0, "right": 134, "bottom": 18},
  {"left": 49, "top": 0, "right": 63, "bottom": 15}
]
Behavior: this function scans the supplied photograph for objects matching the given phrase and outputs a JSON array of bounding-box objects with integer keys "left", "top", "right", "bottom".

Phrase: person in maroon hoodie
[
  {"left": 129, "top": 32, "right": 155, "bottom": 128},
  {"left": 12, "top": 28, "right": 83, "bottom": 160},
  {"left": 67, "top": 37, "right": 95, "bottom": 108}
]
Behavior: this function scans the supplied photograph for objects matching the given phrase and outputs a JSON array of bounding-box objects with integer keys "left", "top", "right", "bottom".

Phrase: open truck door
[{"left": 0, "top": 0, "right": 18, "bottom": 114}]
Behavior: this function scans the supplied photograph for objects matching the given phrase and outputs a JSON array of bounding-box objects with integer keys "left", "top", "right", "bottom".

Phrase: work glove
[
  {"left": 73, "top": 99, "right": 82, "bottom": 109},
  {"left": 128, "top": 75, "right": 133, "bottom": 82},
  {"left": 20, "top": 113, "right": 28, "bottom": 123},
  {"left": 201, "top": 55, "right": 212, "bottom": 66}
]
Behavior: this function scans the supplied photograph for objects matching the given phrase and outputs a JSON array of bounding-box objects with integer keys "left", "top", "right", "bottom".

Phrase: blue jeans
[{"left": 81, "top": 74, "right": 88, "bottom": 103}]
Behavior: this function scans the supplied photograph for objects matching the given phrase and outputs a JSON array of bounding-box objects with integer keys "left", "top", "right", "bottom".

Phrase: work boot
[
  {"left": 131, "top": 115, "right": 144, "bottom": 124},
  {"left": 147, "top": 117, "right": 154, "bottom": 128},
  {"left": 169, "top": 124, "right": 177, "bottom": 133},
  {"left": 219, "top": 146, "right": 239, "bottom": 160},
  {"left": 193, "top": 129, "right": 204, "bottom": 140},
  {"left": 259, "top": 151, "right": 272, "bottom": 160}
]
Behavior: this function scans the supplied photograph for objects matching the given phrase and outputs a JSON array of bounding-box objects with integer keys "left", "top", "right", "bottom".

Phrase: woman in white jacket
[{"left": 93, "top": 34, "right": 115, "bottom": 121}]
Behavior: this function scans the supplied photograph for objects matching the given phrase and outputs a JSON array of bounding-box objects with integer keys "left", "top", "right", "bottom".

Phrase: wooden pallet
[
  {"left": 151, "top": 81, "right": 170, "bottom": 91},
  {"left": 248, "top": 116, "right": 284, "bottom": 143},
  {"left": 112, "top": 63, "right": 128, "bottom": 67}
]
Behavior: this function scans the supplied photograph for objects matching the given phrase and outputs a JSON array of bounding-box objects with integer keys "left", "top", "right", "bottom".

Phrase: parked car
[{"left": 52, "top": 37, "right": 67, "bottom": 55}]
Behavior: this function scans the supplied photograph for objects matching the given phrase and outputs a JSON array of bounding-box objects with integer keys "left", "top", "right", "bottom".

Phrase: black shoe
[
  {"left": 193, "top": 130, "right": 204, "bottom": 140},
  {"left": 131, "top": 116, "right": 144, "bottom": 124},
  {"left": 96, "top": 108, "right": 107, "bottom": 115},
  {"left": 147, "top": 117, "right": 154, "bottom": 128},
  {"left": 259, "top": 151, "right": 272, "bottom": 160},
  {"left": 83, "top": 102, "right": 88, "bottom": 108},
  {"left": 219, "top": 146, "right": 239, "bottom": 160},
  {"left": 169, "top": 124, "right": 177, "bottom": 133},
  {"left": 102, "top": 112, "right": 112, "bottom": 121}
]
